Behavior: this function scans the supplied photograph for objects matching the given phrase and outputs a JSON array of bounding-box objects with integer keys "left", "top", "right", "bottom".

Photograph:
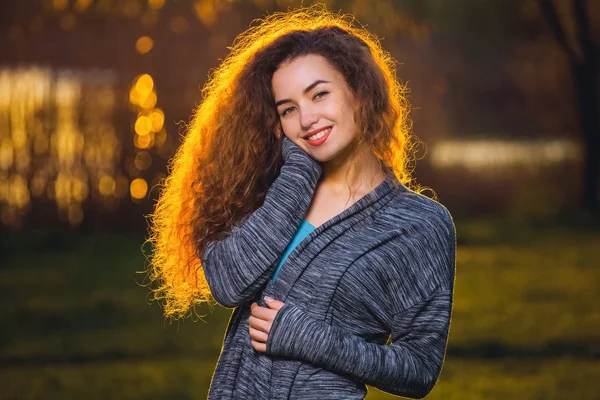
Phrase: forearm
[
  {"left": 202, "top": 154, "right": 321, "bottom": 307},
  {"left": 266, "top": 291, "right": 452, "bottom": 399}
]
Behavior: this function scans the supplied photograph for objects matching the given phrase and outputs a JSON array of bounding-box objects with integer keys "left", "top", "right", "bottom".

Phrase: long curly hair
[{"left": 145, "top": 4, "right": 425, "bottom": 320}]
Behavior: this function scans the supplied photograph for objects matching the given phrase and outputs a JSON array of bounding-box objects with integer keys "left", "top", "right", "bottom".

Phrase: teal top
[{"left": 271, "top": 219, "right": 316, "bottom": 283}]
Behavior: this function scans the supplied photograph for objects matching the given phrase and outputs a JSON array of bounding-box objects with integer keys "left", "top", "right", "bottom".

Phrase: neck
[{"left": 319, "top": 142, "right": 386, "bottom": 197}]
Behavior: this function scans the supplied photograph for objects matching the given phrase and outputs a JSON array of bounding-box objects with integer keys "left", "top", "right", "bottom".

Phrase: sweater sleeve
[
  {"left": 201, "top": 137, "right": 322, "bottom": 308},
  {"left": 265, "top": 206, "right": 456, "bottom": 398},
  {"left": 265, "top": 289, "right": 453, "bottom": 399}
]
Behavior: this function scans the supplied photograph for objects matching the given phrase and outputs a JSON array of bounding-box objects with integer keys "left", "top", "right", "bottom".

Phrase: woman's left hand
[{"left": 249, "top": 297, "right": 285, "bottom": 352}]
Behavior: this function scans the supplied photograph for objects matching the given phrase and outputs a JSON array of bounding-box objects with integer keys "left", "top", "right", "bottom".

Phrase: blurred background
[{"left": 1, "top": 0, "right": 599, "bottom": 399}]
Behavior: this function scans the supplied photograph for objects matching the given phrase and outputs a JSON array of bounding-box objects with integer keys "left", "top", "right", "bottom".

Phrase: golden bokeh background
[{"left": 1, "top": 1, "right": 599, "bottom": 399}]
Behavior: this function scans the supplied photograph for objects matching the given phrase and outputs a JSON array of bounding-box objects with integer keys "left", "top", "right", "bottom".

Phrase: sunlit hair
[{"left": 145, "top": 4, "right": 427, "bottom": 320}]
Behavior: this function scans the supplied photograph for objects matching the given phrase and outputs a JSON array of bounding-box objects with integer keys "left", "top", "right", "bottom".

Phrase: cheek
[
  {"left": 280, "top": 118, "right": 297, "bottom": 134},
  {"left": 328, "top": 94, "right": 354, "bottom": 120},
  {"left": 340, "top": 98, "right": 356, "bottom": 118}
]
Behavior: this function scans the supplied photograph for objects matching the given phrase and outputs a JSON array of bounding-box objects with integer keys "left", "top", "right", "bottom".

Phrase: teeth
[{"left": 307, "top": 128, "right": 331, "bottom": 141}]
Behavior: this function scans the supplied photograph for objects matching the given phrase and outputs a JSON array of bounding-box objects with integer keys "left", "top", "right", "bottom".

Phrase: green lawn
[{"left": 1, "top": 216, "right": 599, "bottom": 399}]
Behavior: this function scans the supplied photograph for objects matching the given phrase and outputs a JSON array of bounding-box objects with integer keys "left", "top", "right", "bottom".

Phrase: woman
[{"left": 146, "top": 5, "right": 456, "bottom": 399}]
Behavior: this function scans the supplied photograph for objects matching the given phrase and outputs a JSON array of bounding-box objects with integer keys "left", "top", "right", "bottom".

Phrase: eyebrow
[{"left": 275, "top": 79, "right": 330, "bottom": 107}]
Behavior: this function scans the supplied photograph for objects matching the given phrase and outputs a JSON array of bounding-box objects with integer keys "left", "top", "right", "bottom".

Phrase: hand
[
  {"left": 248, "top": 297, "right": 285, "bottom": 353},
  {"left": 282, "top": 135, "right": 316, "bottom": 164},
  {"left": 281, "top": 136, "right": 322, "bottom": 173},
  {"left": 281, "top": 136, "right": 303, "bottom": 163}
]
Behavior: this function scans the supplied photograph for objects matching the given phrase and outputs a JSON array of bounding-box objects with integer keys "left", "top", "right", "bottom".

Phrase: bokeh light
[
  {"left": 134, "top": 132, "right": 155, "bottom": 149},
  {"left": 127, "top": 72, "right": 168, "bottom": 191},
  {"left": 98, "top": 175, "right": 116, "bottom": 196},
  {"left": 169, "top": 16, "right": 190, "bottom": 33},
  {"left": 430, "top": 138, "right": 582, "bottom": 173},
  {"left": 194, "top": 0, "right": 217, "bottom": 26},
  {"left": 130, "top": 178, "right": 148, "bottom": 200},
  {"left": 52, "top": 0, "right": 69, "bottom": 11},
  {"left": 148, "top": 109, "right": 164, "bottom": 132},
  {"left": 135, "top": 36, "right": 154, "bottom": 54},
  {"left": 134, "top": 151, "right": 152, "bottom": 170},
  {"left": 0, "top": 66, "right": 122, "bottom": 227},
  {"left": 135, "top": 115, "right": 152, "bottom": 136},
  {"left": 148, "top": 0, "right": 165, "bottom": 11},
  {"left": 73, "top": 0, "right": 93, "bottom": 13}
]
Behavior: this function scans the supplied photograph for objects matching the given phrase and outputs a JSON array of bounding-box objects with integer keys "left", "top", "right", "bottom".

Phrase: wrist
[
  {"left": 282, "top": 138, "right": 321, "bottom": 170},
  {"left": 266, "top": 303, "right": 322, "bottom": 361}
]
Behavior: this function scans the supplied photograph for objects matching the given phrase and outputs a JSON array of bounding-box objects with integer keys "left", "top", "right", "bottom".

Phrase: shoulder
[
  {"left": 380, "top": 183, "right": 456, "bottom": 241},
  {"left": 352, "top": 187, "right": 456, "bottom": 299}
]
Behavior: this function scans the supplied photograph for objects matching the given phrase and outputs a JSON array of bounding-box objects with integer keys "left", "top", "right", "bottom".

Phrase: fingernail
[{"left": 265, "top": 296, "right": 274, "bottom": 303}]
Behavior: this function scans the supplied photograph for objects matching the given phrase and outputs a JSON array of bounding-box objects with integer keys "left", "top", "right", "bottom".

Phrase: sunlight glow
[
  {"left": 430, "top": 138, "right": 582, "bottom": 172},
  {"left": 0, "top": 66, "right": 121, "bottom": 227}
]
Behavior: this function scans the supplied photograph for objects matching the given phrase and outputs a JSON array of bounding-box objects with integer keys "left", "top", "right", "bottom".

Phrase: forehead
[{"left": 271, "top": 54, "right": 344, "bottom": 96}]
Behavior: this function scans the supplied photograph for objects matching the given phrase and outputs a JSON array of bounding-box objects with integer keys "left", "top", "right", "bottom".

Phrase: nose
[{"left": 299, "top": 106, "right": 318, "bottom": 130}]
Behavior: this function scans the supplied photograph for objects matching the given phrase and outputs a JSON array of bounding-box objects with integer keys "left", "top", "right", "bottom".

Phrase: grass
[{"left": 1, "top": 215, "right": 599, "bottom": 399}]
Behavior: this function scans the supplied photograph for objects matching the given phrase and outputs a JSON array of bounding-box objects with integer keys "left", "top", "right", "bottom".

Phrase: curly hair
[{"left": 145, "top": 4, "right": 425, "bottom": 320}]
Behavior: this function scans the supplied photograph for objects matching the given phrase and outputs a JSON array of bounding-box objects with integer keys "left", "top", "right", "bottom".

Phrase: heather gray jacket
[{"left": 202, "top": 137, "right": 456, "bottom": 399}]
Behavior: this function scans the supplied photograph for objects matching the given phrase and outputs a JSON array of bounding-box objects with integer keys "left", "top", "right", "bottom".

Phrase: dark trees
[{"left": 541, "top": 0, "right": 600, "bottom": 211}]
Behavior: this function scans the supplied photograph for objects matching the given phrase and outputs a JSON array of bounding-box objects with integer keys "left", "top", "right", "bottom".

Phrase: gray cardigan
[{"left": 202, "top": 137, "right": 456, "bottom": 399}]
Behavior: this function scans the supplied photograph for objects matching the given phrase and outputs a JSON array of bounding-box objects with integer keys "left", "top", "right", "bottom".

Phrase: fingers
[
  {"left": 250, "top": 302, "right": 277, "bottom": 323},
  {"left": 249, "top": 326, "right": 268, "bottom": 343},
  {"left": 249, "top": 314, "right": 269, "bottom": 353},
  {"left": 248, "top": 315, "right": 271, "bottom": 334},
  {"left": 249, "top": 301, "right": 279, "bottom": 353},
  {"left": 251, "top": 339, "right": 267, "bottom": 353}
]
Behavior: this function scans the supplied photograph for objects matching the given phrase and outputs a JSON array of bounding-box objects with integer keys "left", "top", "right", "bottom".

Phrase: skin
[
  {"left": 249, "top": 297, "right": 284, "bottom": 352},
  {"left": 249, "top": 53, "right": 386, "bottom": 352}
]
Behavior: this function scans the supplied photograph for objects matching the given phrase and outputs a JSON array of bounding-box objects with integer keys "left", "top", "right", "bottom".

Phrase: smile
[{"left": 306, "top": 127, "right": 331, "bottom": 144}]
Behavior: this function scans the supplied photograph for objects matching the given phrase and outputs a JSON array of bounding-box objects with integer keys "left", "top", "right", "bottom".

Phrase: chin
[{"left": 312, "top": 148, "right": 338, "bottom": 163}]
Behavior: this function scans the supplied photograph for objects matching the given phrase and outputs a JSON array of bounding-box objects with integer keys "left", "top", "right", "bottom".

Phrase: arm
[
  {"left": 201, "top": 137, "right": 322, "bottom": 308},
  {"left": 265, "top": 290, "right": 453, "bottom": 399},
  {"left": 265, "top": 206, "right": 456, "bottom": 399}
]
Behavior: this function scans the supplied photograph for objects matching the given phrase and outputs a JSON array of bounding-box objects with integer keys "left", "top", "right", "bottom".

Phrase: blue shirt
[{"left": 271, "top": 219, "right": 315, "bottom": 283}]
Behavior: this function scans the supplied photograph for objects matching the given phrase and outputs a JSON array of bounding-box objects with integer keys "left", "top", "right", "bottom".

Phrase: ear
[{"left": 275, "top": 122, "right": 284, "bottom": 140}]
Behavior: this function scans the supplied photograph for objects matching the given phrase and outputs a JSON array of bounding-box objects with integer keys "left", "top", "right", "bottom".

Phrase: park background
[{"left": 1, "top": 0, "right": 599, "bottom": 398}]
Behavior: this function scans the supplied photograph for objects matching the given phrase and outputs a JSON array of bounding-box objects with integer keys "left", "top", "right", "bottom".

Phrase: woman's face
[{"left": 272, "top": 54, "right": 359, "bottom": 163}]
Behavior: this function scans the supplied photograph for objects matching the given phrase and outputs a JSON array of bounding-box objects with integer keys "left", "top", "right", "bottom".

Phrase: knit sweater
[{"left": 201, "top": 137, "right": 456, "bottom": 399}]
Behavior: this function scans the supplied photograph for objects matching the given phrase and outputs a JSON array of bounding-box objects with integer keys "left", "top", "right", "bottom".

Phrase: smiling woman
[
  {"left": 145, "top": 4, "right": 456, "bottom": 400},
  {"left": 273, "top": 54, "right": 372, "bottom": 174},
  {"left": 271, "top": 53, "right": 391, "bottom": 227}
]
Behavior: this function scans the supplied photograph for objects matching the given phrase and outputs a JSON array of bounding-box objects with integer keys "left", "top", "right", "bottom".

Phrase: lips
[
  {"left": 303, "top": 125, "right": 332, "bottom": 140},
  {"left": 304, "top": 126, "right": 332, "bottom": 146}
]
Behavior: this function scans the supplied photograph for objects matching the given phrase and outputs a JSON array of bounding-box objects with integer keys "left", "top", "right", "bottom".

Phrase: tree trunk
[
  {"left": 540, "top": 0, "right": 600, "bottom": 211},
  {"left": 573, "top": 53, "right": 600, "bottom": 211}
]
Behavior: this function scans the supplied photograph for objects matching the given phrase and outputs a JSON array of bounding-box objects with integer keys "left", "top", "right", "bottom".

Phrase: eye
[
  {"left": 314, "top": 91, "right": 329, "bottom": 100},
  {"left": 281, "top": 106, "right": 296, "bottom": 116}
]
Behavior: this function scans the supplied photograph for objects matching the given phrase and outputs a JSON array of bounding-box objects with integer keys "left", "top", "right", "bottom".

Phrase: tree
[{"left": 540, "top": 0, "right": 600, "bottom": 211}]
